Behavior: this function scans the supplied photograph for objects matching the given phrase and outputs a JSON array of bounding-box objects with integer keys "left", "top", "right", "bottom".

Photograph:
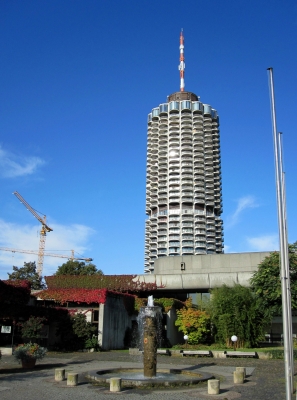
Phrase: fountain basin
[{"left": 87, "top": 368, "right": 213, "bottom": 388}]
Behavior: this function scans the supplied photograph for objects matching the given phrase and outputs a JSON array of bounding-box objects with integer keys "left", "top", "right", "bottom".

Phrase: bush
[
  {"left": 210, "top": 284, "right": 267, "bottom": 348},
  {"left": 18, "top": 316, "right": 47, "bottom": 341},
  {"left": 56, "top": 312, "right": 97, "bottom": 351},
  {"left": 85, "top": 336, "right": 100, "bottom": 350},
  {"left": 175, "top": 299, "right": 211, "bottom": 345}
]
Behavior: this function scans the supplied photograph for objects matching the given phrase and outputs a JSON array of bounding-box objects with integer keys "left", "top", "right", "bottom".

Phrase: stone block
[
  {"left": 236, "top": 366, "right": 246, "bottom": 379},
  {"left": 67, "top": 373, "right": 78, "bottom": 386},
  {"left": 110, "top": 377, "right": 122, "bottom": 392},
  {"left": 55, "top": 368, "right": 65, "bottom": 381},
  {"left": 233, "top": 370, "right": 244, "bottom": 384},
  {"left": 208, "top": 379, "right": 220, "bottom": 394}
]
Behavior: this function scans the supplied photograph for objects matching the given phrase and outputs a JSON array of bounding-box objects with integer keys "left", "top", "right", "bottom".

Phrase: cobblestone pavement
[{"left": 0, "top": 351, "right": 295, "bottom": 399}]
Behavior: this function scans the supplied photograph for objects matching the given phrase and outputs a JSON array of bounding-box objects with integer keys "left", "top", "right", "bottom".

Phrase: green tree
[
  {"left": 55, "top": 260, "right": 103, "bottom": 276},
  {"left": 250, "top": 242, "right": 297, "bottom": 320},
  {"left": 210, "top": 284, "right": 267, "bottom": 348},
  {"left": 7, "top": 261, "right": 45, "bottom": 289},
  {"left": 175, "top": 299, "right": 211, "bottom": 344}
]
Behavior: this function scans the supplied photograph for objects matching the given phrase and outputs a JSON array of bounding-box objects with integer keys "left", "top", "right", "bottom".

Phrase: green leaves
[
  {"left": 175, "top": 299, "right": 211, "bottom": 344},
  {"left": 18, "top": 316, "right": 47, "bottom": 340},
  {"left": 210, "top": 284, "right": 267, "bottom": 347},
  {"left": 45, "top": 274, "right": 160, "bottom": 292},
  {"left": 7, "top": 262, "right": 45, "bottom": 290},
  {"left": 55, "top": 260, "right": 103, "bottom": 276},
  {"left": 250, "top": 242, "right": 297, "bottom": 319}
]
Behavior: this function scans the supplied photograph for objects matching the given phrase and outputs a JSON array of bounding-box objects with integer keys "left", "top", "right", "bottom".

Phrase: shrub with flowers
[{"left": 13, "top": 343, "right": 47, "bottom": 362}]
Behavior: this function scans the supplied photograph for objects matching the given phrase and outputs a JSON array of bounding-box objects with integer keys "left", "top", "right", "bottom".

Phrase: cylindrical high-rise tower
[{"left": 144, "top": 33, "right": 223, "bottom": 273}]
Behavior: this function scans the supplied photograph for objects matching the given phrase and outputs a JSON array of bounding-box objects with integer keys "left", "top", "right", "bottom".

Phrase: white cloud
[
  {"left": 223, "top": 244, "right": 231, "bottom": 252},
  {"left": 226, "top": 195, "right": 259, "bottom": 228},
  {"left": 0, "top": 145, "right": 45, "bottom": 178},
  {"left": 247, "top": 234, "right": 279, "bottom": 251},
  {"left": 0, "top": 219, "right": 95, "bottom": 279}
]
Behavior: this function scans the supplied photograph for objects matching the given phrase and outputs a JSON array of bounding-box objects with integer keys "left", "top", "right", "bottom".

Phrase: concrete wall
[
  {"left": 166, "top": 308, "right": 183, "bottom": 346},
  {"left": 135, "top": 252, "right": 271, "bottom": 291},
  {"left": 98, "top": 295, "right": 131, "bottom": 350}
]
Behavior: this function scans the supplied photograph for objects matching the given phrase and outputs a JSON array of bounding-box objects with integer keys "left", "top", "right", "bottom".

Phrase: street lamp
[
  {"left": 231, "top": 335, "right": 238, "bottom": 351},
  {"left": 184, "top": 334, "right": 188, "bottom": 348}
]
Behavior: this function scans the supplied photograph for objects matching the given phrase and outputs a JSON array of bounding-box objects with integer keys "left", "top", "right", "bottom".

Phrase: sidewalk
[{"left": 0, "top": 351, "right": 292, "bottom": 399}]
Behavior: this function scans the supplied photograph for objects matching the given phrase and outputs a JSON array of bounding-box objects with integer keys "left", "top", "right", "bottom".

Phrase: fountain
[
  {"left": 87, "top": 295, "right": 212, "bottom": 388},
  {"left": 140, "top": 295, "right": 162, "bottom": 378}
]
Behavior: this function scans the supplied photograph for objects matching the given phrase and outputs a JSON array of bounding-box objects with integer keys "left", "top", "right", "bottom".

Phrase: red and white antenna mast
[{"left": 178, "top": 29, "right": 185, "bottom": 92}]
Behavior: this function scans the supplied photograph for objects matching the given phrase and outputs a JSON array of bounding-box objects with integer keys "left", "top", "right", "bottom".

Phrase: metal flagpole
[
  {"left": 267, "top": 67, "right": 292, "bottom": 399},
  {"left": 278, "top": 131, "right": 294, "bottom": 392}
]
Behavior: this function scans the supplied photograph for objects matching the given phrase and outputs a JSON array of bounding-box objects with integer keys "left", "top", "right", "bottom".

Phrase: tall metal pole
[
  {"left": 278, "top": 132, "right": 294, "bottom": 391},
  {"left": 267, "top": 67, "right": 292, "bottom": 399}
]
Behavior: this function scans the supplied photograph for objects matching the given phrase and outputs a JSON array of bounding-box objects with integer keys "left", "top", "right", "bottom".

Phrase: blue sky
[{"left": 0, "top": 0, "right": 296, "bottom": 279}]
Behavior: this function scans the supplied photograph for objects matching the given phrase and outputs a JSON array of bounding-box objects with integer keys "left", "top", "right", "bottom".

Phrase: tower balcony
[
  {"left": 158, "top": 198, "right": 168, "bottom": 205},
  {"left": 169, "top": 220, "right": 180, "bottom": 227},
  {"left": 169, "top": 179, "right": 180, "bottom": 185},
  {"left": 169, "top": 134, "right": 179, "bottom": 141},
  {"left": 169, "top": 236, "right": 180, "bottom": 242},
  {"left": 181, "top": 179, "right": 193, "bottom": 185},
  {"left": 204, "top": 145, "right": 213, "bottom": 153},
  {"left": 193, "top": 134, "right": 204, "bottom": 142},
  {"left": 182, "top": 190, "right": 193, "bottom": 197},
  {"left": 181, "top": 139, "right": 192, "bottom": 146},
  {"left": 194, "top": 185, "right": 204, "bottom": 192},
  {"left": 181, "top": 132, "right": 192, "bottom": 140},
  {"left": 181, "top": 173, "right": 192, "bottom": 179},
  {"left": 193, "top": 142, "right": 204, "bottom": 149},
  {"left": 169, "top": 126, "right": 179, "bottom": 133},
  {"left": 194, "top": 172, "right": 204, "bottom": 180},
  {"left": 194, "top": 194, "right": 205, "bottom": 201},
  {"left": 192, "top": 102, "right": 204, "bottom": 113},
  {"left": 181, "top": 155, "right": 193, "bottom": 163},
  {"left": 195, "top": 228, "right": 206, "bottom": 234},
  {"left": 195, "top": 224, "right": 205, "bottom": 230},
  {"left": 181, "top": 150, "right": 192, "bottom": 157},
  {"left": 169, "top": 248, "right": 180, "bottom": 255},
  {"left": 182, "top": 248, "right": 194, "bottom": 255},
  {"left": 195, "top": 244, "right": 206, "bottom": 254},
  {"left": 195, "top": 214, "right": 205, "bottom": 220},
  {"left": 182, "top": 216, "right": 193, "bottom": 223},
  {"left": 181, "top": 197, "right": 193, "bottom": 203},
  {"left": 158, "top": 187, "right": 168, "bottom": 195},
  {"left": 168, "top": 112, "right": 179, "bottom": 118},
  {"left": 181, "top": 208, "right": 194, "bottom": 215},
  {"left": 169, "top": 197, "right": 180, "bottom": 204}
]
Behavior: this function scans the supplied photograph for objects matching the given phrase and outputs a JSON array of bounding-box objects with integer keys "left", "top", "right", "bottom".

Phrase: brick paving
[{"left": 0, "top": 351, "right": 295, "bottom": 399}]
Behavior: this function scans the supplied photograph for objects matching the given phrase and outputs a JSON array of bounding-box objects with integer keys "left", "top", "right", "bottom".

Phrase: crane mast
[{"left": 13, "top": 191, "right": 53, "bottom": 277}]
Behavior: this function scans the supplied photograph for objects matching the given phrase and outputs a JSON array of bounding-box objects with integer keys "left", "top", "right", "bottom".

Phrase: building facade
[{"left": 144, "top": 33, "right": 223, "bottom": 273}]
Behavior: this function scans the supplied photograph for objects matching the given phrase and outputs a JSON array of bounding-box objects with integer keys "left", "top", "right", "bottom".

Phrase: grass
[{"left": 171, "top": 343, "right": 285, "bottom": 352}]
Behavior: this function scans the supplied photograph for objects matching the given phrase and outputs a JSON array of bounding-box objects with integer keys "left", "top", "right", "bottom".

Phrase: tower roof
[{"left": 167, "top": 91, "right": 198, "bottom": 102}]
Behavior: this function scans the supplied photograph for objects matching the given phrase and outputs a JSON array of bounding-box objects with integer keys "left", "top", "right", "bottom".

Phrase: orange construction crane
[
  {"left": 0, "top": 247, "right": 93, "bottom": 263},
  {"left": 13, "top": 191, "right": 53, "bottom": 276}
]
